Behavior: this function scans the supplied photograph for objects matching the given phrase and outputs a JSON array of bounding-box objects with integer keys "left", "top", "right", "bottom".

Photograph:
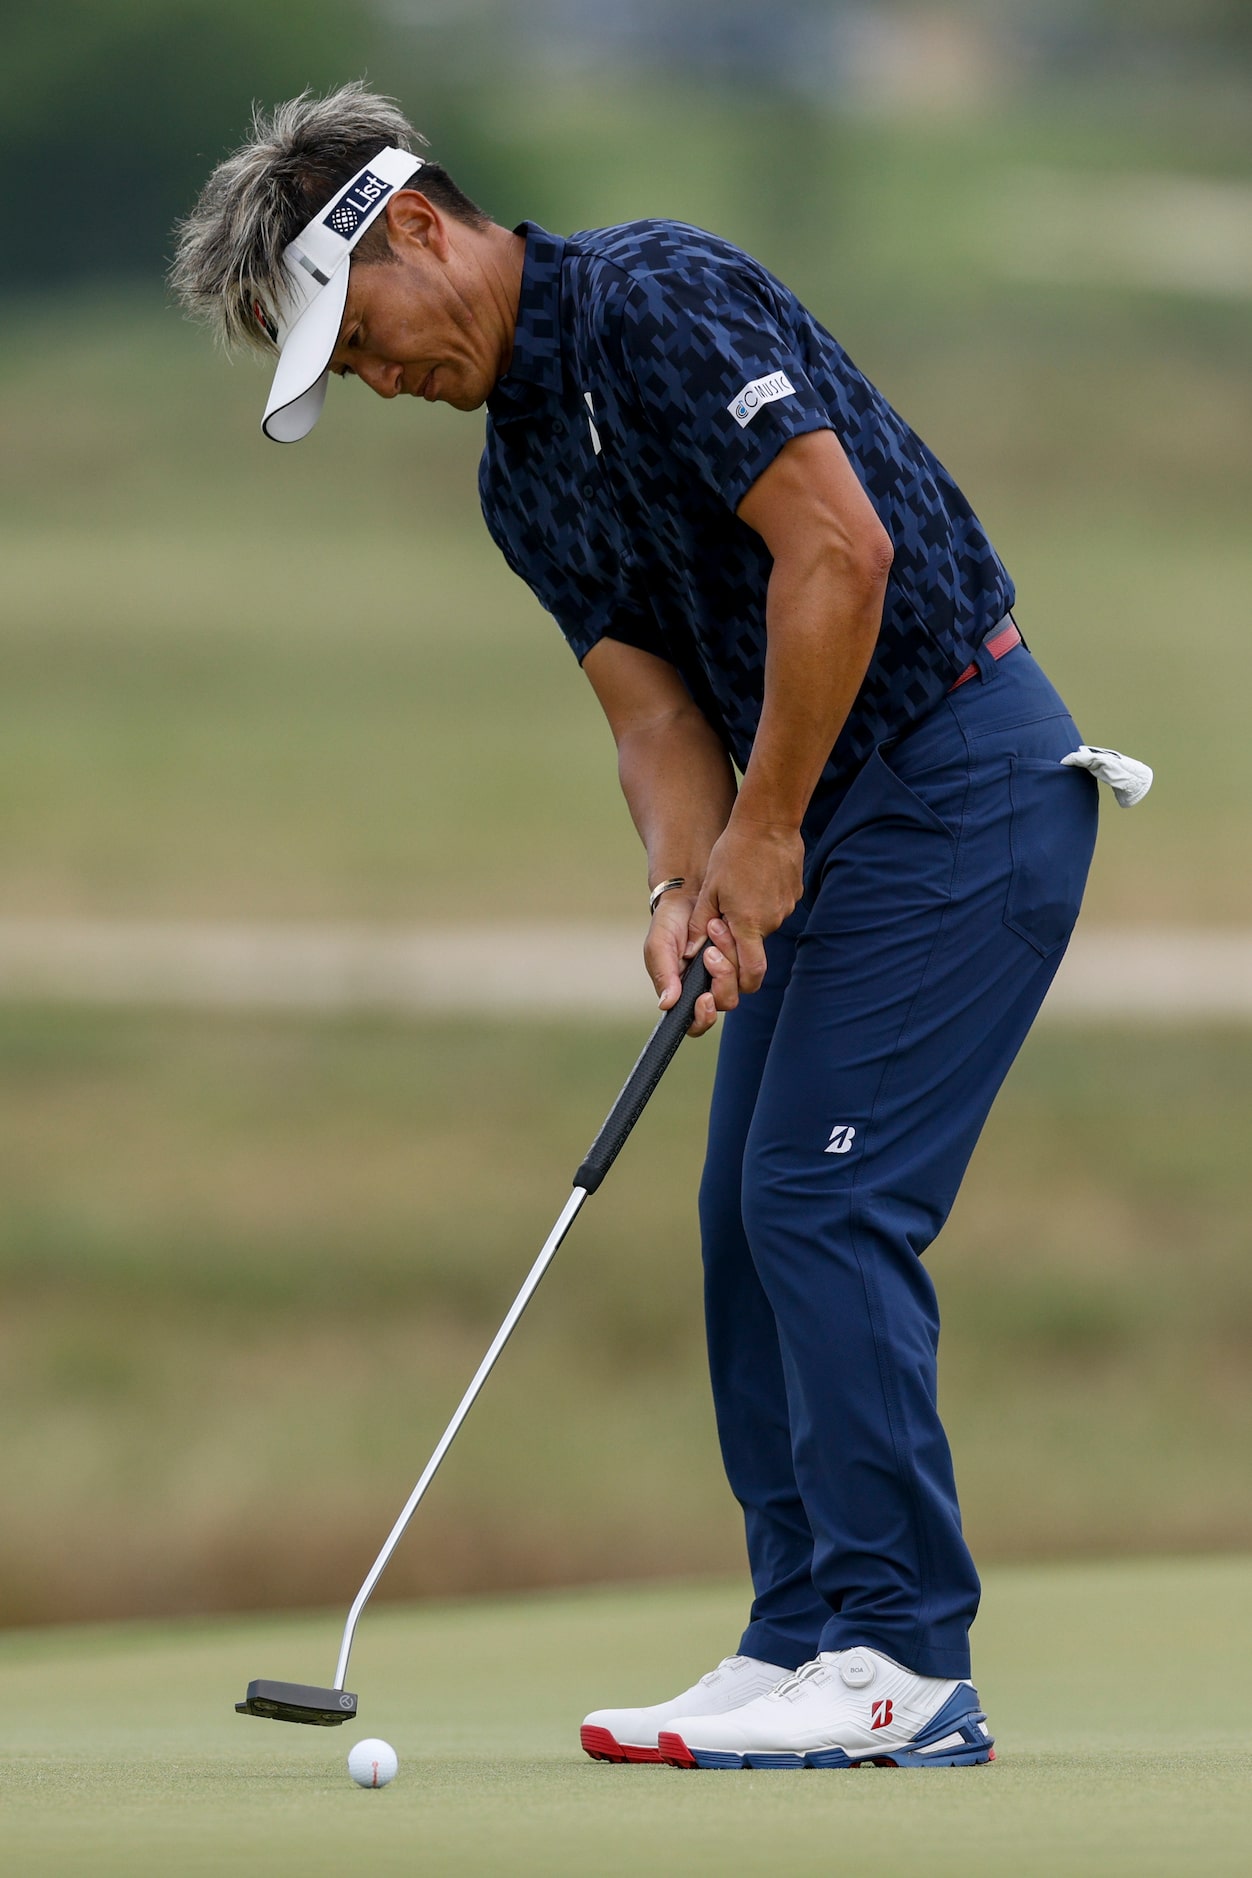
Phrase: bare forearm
[
  {"left": 733, "top": 548, "right": 887, "bottom": 834},
  {"left": 596, "top": 428, "right": 895, "bottom": 1030},
  {"left": 616, "top": 708, "right": 738, "bottom": 887}
]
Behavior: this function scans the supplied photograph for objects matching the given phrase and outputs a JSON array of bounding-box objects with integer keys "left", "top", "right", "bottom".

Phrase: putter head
[{"left": 235, "top": 1678, "right": 358, "bottom": 1726}]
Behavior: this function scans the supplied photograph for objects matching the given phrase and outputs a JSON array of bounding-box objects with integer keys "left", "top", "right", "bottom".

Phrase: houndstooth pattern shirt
[{"left": 479, "top": 221, "right": 1014, "bottom": 823}]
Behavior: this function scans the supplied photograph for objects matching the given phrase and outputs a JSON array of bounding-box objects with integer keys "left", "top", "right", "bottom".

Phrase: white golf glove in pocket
[{"left": 1060, "top": 745, "right": 1153, "bottom": 808}]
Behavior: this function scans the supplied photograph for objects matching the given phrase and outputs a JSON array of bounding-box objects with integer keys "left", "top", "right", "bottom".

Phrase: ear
[{"left": 383, "top": 190, "right": 448, "bottom": 260}]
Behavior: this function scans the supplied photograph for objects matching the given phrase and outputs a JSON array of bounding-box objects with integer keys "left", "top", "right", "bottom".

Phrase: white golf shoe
[
  {"left": 581, "top": 1654, "right": 792, "bottom": 1764},
  {"left": 657, "top": 1646, "right": 994, "bottom": 1769}
]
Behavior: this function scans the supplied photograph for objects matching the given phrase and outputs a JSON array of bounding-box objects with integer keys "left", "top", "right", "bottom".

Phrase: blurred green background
[{"left": 0, "top": 0, "right": 1249, "bottom": 1626}]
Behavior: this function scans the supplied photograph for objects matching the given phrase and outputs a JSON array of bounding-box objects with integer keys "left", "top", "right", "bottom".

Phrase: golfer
[{"left": 175, "top": 84, "right": 1100, "bottom": 1769}]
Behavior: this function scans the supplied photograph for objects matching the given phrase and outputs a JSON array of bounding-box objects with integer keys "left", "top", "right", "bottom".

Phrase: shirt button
[
  {"left": 582, "top": 482, "right": 595, "bottom": 498},
  {"left": 553, "top": 420, "right": 566, "bottom": 437}
]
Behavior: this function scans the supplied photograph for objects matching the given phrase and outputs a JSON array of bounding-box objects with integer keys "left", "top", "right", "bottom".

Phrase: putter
[{"left": 237, "top": 949, "right": 714, "bottom": 1725}]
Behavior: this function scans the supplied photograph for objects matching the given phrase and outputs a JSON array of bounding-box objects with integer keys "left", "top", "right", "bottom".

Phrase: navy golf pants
[{"left": 699, "top": 640, "right": 1098, "bottom": 1680}]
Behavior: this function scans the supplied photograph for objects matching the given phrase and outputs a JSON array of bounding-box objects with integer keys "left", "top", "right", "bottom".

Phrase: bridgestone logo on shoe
[{"left": 871, "top": 1698, "right": 894, "bottom": 1730}]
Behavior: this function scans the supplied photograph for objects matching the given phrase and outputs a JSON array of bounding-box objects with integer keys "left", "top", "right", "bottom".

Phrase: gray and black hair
[{"left": 170, "top": 81, "right": 489, "bottom": 354}]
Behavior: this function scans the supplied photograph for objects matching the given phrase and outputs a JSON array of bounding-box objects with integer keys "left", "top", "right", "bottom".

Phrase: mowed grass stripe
[{"left": 0, "top": 1561, "right": 1249, "bottom": 1877}]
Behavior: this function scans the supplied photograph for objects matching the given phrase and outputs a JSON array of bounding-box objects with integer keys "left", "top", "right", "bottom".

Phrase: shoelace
[
  {"left": 771, "top": 1658, "right": 829, "bottom": 1700},
  {"left": 697, "top": 1655, "right": 747, "bottom": 1687}
]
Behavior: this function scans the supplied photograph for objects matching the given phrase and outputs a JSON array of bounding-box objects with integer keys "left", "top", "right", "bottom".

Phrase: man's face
[{"left": 328, "top": 203, "right": 507, "bottom": 412}]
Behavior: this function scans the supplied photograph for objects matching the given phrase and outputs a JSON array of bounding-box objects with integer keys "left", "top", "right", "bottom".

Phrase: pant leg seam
[{"left": 843, "top": 754, "right": 972, "bottom": 1671}]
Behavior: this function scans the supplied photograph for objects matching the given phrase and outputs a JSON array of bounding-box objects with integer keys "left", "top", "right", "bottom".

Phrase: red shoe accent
[
  {"left": 580, "top": 1723, "right": 663, "bottom": 1765},
  {"left": 988, "top": 1748, "right": 996, "bottom": 1761},
  {"left": 656, "top": 1730, "right": 698, "bottom": 1768}
]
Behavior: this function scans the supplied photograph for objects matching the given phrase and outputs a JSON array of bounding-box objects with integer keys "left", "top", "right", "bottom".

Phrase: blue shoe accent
[
  {"left": 910, "top": 1682, "right": 984, "bottom": 1748},
  {"left": 868, "top": 1732, "right": 993, "bottom": 1768},
  {"left": 742, "top": 1752, "right": 806, "bottom": 1770},
  {"left": 688, "top": 1748, "right": 749, "bottom": 1769},
  {"left": 803, "top": 1746, "right": 856, "bottom": 1769}
]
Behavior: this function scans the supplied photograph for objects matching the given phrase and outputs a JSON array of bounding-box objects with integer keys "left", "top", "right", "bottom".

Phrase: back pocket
[{"left": 1004, "top": 758, "right": 1099, "bottom": 957}]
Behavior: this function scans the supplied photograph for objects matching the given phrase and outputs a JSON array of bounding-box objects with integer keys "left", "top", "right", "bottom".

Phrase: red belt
[{"left": 948, "top": 616, "right": 1021, "bottom": 692}]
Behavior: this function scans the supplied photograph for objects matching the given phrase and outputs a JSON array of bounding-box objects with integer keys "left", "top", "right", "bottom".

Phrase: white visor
[{"left": 258, "top": 146, "right": 423, "bottom": 443}]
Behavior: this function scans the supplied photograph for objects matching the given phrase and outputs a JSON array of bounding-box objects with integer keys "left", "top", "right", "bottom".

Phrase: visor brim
[{"left": 261, "top": 261, "right": 351, "bottom": 443}]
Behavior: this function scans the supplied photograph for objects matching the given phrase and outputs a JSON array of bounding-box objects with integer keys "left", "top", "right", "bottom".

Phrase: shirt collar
[{"left": 490, "top": 222, "right": 566, "bottom": 413}]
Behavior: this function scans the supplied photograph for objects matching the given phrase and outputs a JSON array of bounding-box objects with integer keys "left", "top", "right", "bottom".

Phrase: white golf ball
[{"left": 347, "top": 1737, "right": 399, "bottom": 1788}]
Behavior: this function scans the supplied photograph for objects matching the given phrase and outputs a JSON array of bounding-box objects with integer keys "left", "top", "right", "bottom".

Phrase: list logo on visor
[{"left": 324, "top": 170, "right": 395, "bottom": 239}]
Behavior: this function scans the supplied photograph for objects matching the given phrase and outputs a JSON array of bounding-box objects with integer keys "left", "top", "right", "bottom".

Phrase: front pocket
[
  {"left": 1004, "top": 758, "right": 1099, "bottom": 957},
  {"left": 805, "top": 747, "right": 959, "bottom": 929}
]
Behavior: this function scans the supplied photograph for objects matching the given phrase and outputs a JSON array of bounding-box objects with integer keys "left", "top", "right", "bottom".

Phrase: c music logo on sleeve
[{"left": 728, "top": 371, "right": 796, "bottom": 427}]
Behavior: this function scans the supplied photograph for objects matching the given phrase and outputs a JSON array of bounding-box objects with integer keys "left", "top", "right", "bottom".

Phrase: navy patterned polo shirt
[{"left": 479, "top": 221, "right": 1014, "bottom": 823}]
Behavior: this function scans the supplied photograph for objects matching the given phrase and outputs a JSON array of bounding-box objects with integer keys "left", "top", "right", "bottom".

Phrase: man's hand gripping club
[{"left": 649, "top": 818, "right": 804, "bottom": 1037}]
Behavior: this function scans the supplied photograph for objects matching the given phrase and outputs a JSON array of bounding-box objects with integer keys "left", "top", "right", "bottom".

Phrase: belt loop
[
  {"left": 974, "top": 613, "right": 1018, "bottom": 683},
  {"left": 973, "top": 638, "right": 999, "bottom": 682},
  {"left": 948, "top": 613, "right": 1020, "bottom": 694}
]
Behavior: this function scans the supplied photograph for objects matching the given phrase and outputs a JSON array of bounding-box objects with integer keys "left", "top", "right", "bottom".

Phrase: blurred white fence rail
[{"left": 0, "top": 920, "right": 1249, "bottom": 1021}]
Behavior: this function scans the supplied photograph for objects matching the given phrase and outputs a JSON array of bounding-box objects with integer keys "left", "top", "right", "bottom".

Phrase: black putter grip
[{"left": 573, "top": 952, "right": 714, "bottom": 1194}]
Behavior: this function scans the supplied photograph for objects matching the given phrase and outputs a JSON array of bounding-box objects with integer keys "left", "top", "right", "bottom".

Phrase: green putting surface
[
  {"left": 0, "top": 1562, "right": 1246, "bottom": 1870},
  {"left": 1, "top": 1561, "right": 1250, "bottom": 1876}
]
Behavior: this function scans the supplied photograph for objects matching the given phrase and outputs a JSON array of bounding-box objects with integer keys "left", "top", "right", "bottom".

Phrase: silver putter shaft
[
  {"left": 332, "top": 1184, "right": 586, "bottom": 1690},
  {"left": 328, "top": 952, "right": 714, "bottom": 1697}
]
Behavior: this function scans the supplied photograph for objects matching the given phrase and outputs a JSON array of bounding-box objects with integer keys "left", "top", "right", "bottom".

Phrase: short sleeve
[{"left": 617, "top": 263, "right": 832, "bottom": 512}]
